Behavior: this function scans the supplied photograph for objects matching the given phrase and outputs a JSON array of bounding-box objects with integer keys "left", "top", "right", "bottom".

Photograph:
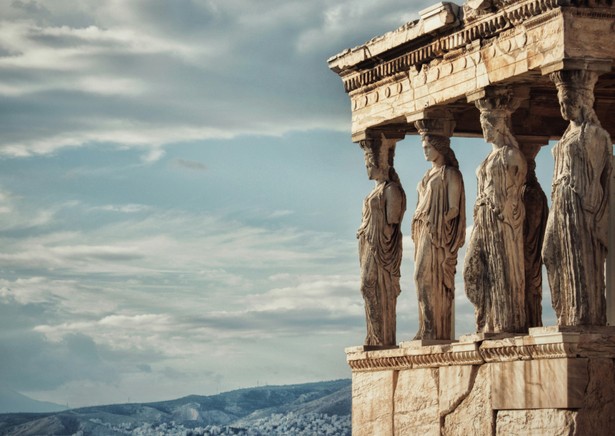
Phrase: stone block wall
[{"left": 349, "top": 327, "right": 615, "bottom": 435}]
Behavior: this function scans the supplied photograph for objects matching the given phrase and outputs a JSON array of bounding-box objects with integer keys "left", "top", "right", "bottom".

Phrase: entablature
[{"left": 328, "top": 0, "right": 615, "bottom": 141}]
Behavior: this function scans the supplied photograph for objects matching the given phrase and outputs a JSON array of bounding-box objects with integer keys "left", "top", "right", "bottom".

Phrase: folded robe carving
[
  {"left": 412, "top": 131, "right": 465, "bottom": 340},
  {"left": 357, "top": 137, "right": 406, "bottom": 346},
  {"left": 464, "top": 90, "right": 528, "bottom": 333},
  {"left": 542, "top": 70, "right": 612, "bottom": 326}
]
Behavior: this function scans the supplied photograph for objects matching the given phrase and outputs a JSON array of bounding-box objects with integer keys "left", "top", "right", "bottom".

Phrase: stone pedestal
[{"left": 348, "top": 327, "right": 615, "bottom": 435}]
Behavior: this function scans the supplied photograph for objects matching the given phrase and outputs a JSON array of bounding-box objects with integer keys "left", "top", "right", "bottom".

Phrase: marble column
[
  {"left": 464, "top": 87, "right": 528, "bottom": 334},
  {"left": 517, "top": 136, "right": 549, "bottom": 328},
  {"left": 542, "top": 69, "right": 612, "bottom": 326},
  {"left": 357, "top": 131, "right": 407, "bottom": 346}
]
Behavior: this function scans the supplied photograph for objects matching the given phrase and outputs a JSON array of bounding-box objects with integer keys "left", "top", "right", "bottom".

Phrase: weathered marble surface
[
  {"left": 496, "top": 410, "right": 577, "bottom": 436},
  {"left": 351, "top": 370, "right": 395, "bottom": 436},
  {"left": 542, "top": 69, "right": 612, "bottom": 327},
  {"left": 439, "top": 365, "right": 477, "bottom": 417},
  {"left": 464, "top": 88, "right": 527, "bottom": 334},
  {"left": 394, "top": 368, "right": 439, "bottom": 435},
  {"left": 412, "top": 116, "right": 465, "bottom": 341},
  {"left": 575, "top": 358, "right": 615, "bottom": 433},
  {"left": 442, "top": 364, "right": 493, "bottom": 436},
  {"left": 491, "top": 358, "right": 588, "bottom": 409},
  {"left": 348, "top": 329, "right": 615, "bottom": 435},
  {"left": 357, "top": 136, "right": 406, "bottom": 346}
]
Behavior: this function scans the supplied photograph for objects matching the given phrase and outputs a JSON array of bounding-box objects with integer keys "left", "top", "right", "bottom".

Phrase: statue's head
[
  {"left": 414, "top": 110, "right": 458, "bottom": 168},
  {"left": 550, "top": 70, "right": 599, "bottom": 124},
  {"left": 360, "top": 136, "right": 397, "bottom": 182},
  {"left": 475, "top": 88, "right": 519, "bottom": 148},
  {"left": 478, "top": 111, "right": 509, "bottom": 144},
  {"left": 422, "top": 134, "right": 459, "bottom": 169}
]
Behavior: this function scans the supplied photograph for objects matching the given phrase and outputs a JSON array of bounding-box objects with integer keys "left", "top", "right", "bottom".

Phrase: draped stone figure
[
  {"left": 521, "top": 142, "right": 548, "bottom": 327},
  {"left": 542, "top": 70, "right": 612, "bottom": 326},
  {"left": 464, "top": 90, "right": 528, "bottom": 333},
  {"left": 357, "top": 137, "right": 407, "bottom": 346},
  {"left": 412, "top": 127, "right": 465, "bottom": 340}
]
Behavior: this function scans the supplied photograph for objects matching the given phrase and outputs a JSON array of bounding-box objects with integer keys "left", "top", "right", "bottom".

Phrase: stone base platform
[{"left": 348, "top": 326, "right": 615, "bottom": 435}]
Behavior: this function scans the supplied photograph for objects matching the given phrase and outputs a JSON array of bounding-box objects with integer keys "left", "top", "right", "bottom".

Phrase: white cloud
[
  {"left": 92, "top": 204, "right": 152, "bottom": 213},
  {"left": 0, "top": 0, "right": 430, "bottom": 158},
  {"left": 246, "top": 274, "right": 360, "bottom": 315}
]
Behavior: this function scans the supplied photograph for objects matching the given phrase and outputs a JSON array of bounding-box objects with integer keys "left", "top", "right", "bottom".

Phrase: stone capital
[
  {"left": 467, "top": 86, "right": 525, "bottom": 112},
  {"left": 359, "top": 129, "right": 405, "bottom": 150},
  {"left": 541, "top": 58, "right": 612, "bottom": 76},
  {"left": 408, "top": 108, "right": 456, "bottom": 138},
  {"left": 353, "top": 127, "right": 406, "bottom": 144}
]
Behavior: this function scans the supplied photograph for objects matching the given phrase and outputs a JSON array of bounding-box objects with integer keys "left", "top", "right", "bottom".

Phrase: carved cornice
[
  {"left": 346, "top": 330, "right": 615, "bottom": 371},
  {"left": 340, "top": 0, "right": 564, "bottom": 93},
  {"left": 347, "top": 348, "right": 483, "bottom": 371}
]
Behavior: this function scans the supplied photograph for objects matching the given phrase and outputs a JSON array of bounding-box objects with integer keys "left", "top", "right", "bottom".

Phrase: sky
[{"left": 0, "top": 0, "right": 557, "bottom": 408}]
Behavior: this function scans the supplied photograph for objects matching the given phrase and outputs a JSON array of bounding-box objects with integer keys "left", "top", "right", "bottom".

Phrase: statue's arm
[
  {"left": 385, "top": 184, "right": 404, "bottom": 225},
  {"left": 582, "top": 126, "right": 610, "bottom": 214},
  {"left": 503, "top": 148, "right": 526, "bottom": 223},
  {"left": 445, "top": 169, "right": 461, "bottom": 222}
]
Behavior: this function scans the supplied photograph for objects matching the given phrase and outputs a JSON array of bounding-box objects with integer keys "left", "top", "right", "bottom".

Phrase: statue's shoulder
[
  {"left": 384, "top": 180, "right": 405, "bottom": 201},
  {"left": 504, "top": 145, "right": 526, "bottom": 166},
  {"left": 444, "top": 165, "right": 462, "bottom": 180},
  {"left": 586, "top": 123, "right": 611, "bottom": 143},
  {"left": 385, "top": 179, "right": 403, "bottom": 190},
  {"left": 580, "top": 123, "right": 611, "bottom": 160}
]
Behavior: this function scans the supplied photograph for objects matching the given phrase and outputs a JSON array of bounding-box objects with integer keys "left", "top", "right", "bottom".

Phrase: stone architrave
[
  {"left": 464, "top": 87, "right": 528, "bottom": 334},
  {"left": 542, "top": 69, "right": 612, "bottom": 326},
  {"left": 357, "top": 133, "right": 407, "bottom": 346},
  {"left": 519, "top": 138, "right": 549, "bottom": 328},
  {"left": 411, "top": 112, "right": 466, "bottom": 340}
]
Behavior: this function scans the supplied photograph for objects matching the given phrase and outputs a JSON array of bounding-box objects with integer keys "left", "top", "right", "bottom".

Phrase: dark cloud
[
  {"left": 11, "top": 0, "right": 51, "bottom": 18},
  {"left": 0, "top": 295, "right": 51, "bottom": 331},
  {"left": 136, "top": 364, "right": 152, "bottom": 373},
  {"left": 0, "top": 296, "right": 105, "bottom": 392},
  {"left": 0, "top": 330, "right": 117, "bottom": 391}
]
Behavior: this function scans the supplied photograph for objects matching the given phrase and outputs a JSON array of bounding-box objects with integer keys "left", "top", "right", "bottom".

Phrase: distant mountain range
[
  {"left": 0, "top": 379, "right": 351, "bottom": 435},
  {"left": 0, "top": 386, "right": 66, "bottom": 414}
]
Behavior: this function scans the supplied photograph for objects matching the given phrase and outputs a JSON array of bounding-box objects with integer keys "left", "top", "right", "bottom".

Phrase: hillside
[
  {"left": 0, "top": 379, "right": 351, "bottom": 435},
  {"left": 0, "top": 387, "right": 66, "bottom": 414}
]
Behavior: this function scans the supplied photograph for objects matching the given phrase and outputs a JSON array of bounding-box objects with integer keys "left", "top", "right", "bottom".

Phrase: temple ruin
[{"left": 328, "top": 0, "right": 615, "bottom": 434}]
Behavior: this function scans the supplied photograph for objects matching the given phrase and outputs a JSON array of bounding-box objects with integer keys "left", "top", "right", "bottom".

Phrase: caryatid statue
[
  {"left": 412, "top": 115, "right": 465, "bottom": 340},
  {"left": 357, "top": 134, "right": 407, "bottom": 346},
  {"left": 519, "top": 140, "right": 548, "bottom": 328},
  {"left": 542, "top": 69, "right": 612, "bottom": 326},
  {"left": 464, "top": 88, "right": 528, "bottom": 333}
]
